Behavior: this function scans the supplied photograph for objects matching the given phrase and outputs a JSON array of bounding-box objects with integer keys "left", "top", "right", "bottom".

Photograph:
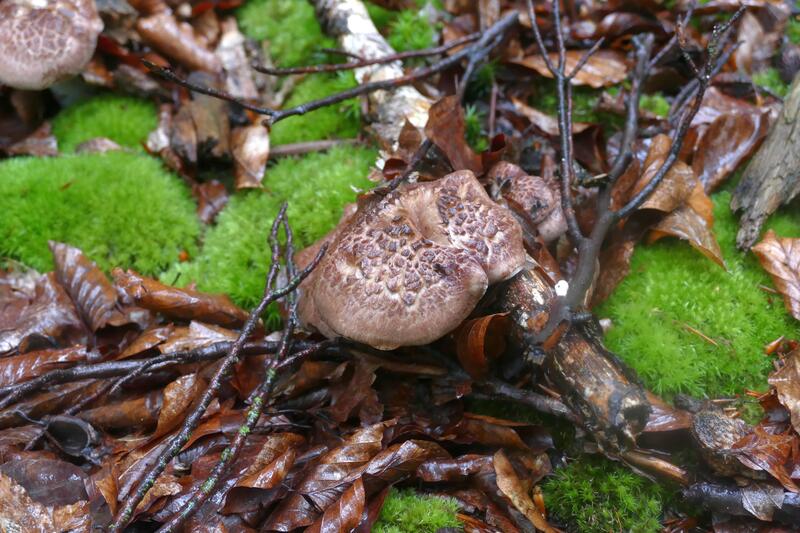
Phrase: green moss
[
  {"left": 464, "top": 105, "right": 489, "bottom": 152},
  {"left": 166, "top": 146, "right": 375, "bottom": 309},
  {"left": 753, "top": 68, "right": 789, "bottom": 98},
  {"left": 365, "top": 1, "right": 396, "bottom": 32},
  {"left": 788, "top": 17, "right": 800, "bottom": 45},
  {"left": 639, "top": 92, "right": 670, "bottom": 117},
  {"left": 387, "top": 10, "right": 436, "bottom": 52},
  {"left": 52, "top": 94, "right": 157, "bottom": 153},
  {"left": 598, "top": 192, "right": 800, "bottom": 398},
  {"left": 543, "top": 455, "right": 666, "bottom": 533},
  {"left": 373, "top": 489, "right": 460, "bottom": 533},
  {"left": 270, "top": 72, "right": 361, "bottom": 145},
  {"left": 537, "top": 81, "right": 600, "bottom": 124},
  {"left": 236, "top": 0, "right": 334, "bottom": 66},
  {"left": 0, "top": 152, "right": 199, "bottom": 274}
]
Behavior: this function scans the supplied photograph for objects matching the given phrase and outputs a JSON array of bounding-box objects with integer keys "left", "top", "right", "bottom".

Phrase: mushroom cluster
[
  {"left": 0, "top": 0, "right": 103, "bottom": 90},
  {"left": 297, "top": 170, "right": 526, "bottom": 350}
]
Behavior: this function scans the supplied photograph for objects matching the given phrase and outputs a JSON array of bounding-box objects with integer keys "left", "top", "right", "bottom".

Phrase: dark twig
[
  {"left": 144, "top": 13, "right": 519, "bottom": 128},
  {"left": 255, "top": 33, "right": 480, "bottom": 75},
  {"left": 109, "top": 204, "right": 328, "bottom": 532},
  {"left": 374, "top": 138, "right": 433, "bottom": 195}
]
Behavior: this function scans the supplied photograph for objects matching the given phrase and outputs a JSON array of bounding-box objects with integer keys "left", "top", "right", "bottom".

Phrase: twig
[
  {"left": 255, "top": 33, "right": 480, "bottom": 75},
  {"left": 374, "top": 138, "right": 433, "bottom": 196},
  {"left": 270, "top": 139, "right": 361, "bottom": 157},
  {"left": 109, "top": 204, "right": 328, "bottom": 531}
]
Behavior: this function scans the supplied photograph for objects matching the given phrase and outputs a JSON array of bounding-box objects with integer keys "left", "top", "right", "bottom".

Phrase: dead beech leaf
[
  {"left": 691, "top": 111, "right": 769, "bottom": 192},
  {"left": 753, "top": 231, "right": 800, "bottom": 321},
  {"left": 741, "top": 481, "right": 785, "bottom": 521},
  {"left": 732, "top": 426, "right": 798, "bottom": 492},
  {"left": 50, "top": 241, "right": 128, "bottom": 331},
  {"left": 194, "top": 180, "right": 229, "bottom": 225},
  {"left": 5, "top": 121, "right": 58, "bottom": 157},
  {"left": 493, "top": 450, "right": 557, "bottom": 533},
  {"left": 514, "top": 49, "right": 628, "bottom": 88},
  {"left": 768, "top": 349, "right": 800, "bottom": 434},
  {"left": 0, "top": 345, "right": 91, "bottom": 388},
  {"left": 632, "top": 134, "right": 696, "bottom": 214},
  {"left": 649, "top": 184, "right": 726, "bottom": 269},
  {"left": 454, "top": 313, "right": 510, "bottom": 380},
  {"left": 136, "top": 12, "right": 222, "bottom": 72},
  {"left": 425, "top": 95, "right": 482, "bottom": 174},
  {"left": 232, "top": 124, "right": 270, "bottom": 189},
  {"left": 118, "top": 324, "right": 174, "bottom": 359},
  {"left": 416, "top": 454, "right": 494, "bottom": 482},
  {"left": 305, "top": 477, "right": 366, "bottom": 533},
  {"left": 113, "top": 269, "right": 249, "bottom": 328},
  {"left": 158, "top": 321, "right": 238, "bottom": 353},
  {"left": 150, "top": 373, "right": 203, "bottom": 442},
  {"left": 0, "top": 472, "right": 89, "bottom": 533},
  {"left": 643, "top": 392, "right": 692, "bottom": 433}
]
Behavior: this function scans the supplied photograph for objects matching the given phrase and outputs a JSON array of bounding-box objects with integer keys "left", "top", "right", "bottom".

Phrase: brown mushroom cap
[
  {"left": 0, "top": 0, "right": 103, "bottom": 90},
  {"left": 298, "top": 170, "right": 526, "bottom": 350}
]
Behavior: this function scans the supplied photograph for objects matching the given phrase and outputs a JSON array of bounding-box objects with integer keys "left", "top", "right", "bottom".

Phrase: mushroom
[
  {"left": 487, "top": 161, "right": 566, "bottom": 243},
  {"left": 297, "top": 170, "right": 526, "bottom": 350},
  {"left": 0, "top": 0, "right": 103, "bottom": 90}
]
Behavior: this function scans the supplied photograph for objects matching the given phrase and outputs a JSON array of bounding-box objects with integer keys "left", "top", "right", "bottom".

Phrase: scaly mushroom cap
[
  {"left": 0, "top": 0, "right": 103, "bottom": 90},
  {"left": 299, "top": 170, "right": 525, "bottom": 350}
]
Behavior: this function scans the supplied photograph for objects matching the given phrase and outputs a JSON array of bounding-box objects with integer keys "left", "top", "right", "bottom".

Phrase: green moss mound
[
  {"left": 270, "top": 72, "right": 361, "bottom": 146},
  {"left": 598, "top": 192, "right": 800, "bottom": 398},
  {"left": 52, "top": 94, "right": 157, "bottom": 153},
  {"left": 167, "top": 146, "right": 375, "bottom": 308},
  {"left": 544, "top": 455, "right": 665, "bottom": 533},
  {"left": 236, "top": 0, "right": 334, "bottom": 67},
  {"left": 0, "top": 152, "right": 199, "bottom": 274},
  {"left": 373, "top": 489, "right": 460, "bottom": 533}
]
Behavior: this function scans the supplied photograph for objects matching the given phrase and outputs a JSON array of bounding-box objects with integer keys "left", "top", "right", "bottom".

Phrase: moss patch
[
  {"left": 270, "top": 72, "right": 361, "bottom": 146},
  {"left": 373, "top": 489, "right": 460, "bottom": 533},
  {"left": 0, "top": 152, "right": 199, "bottom": 274},
  {"left": 52, "top": 94, "right": 157, "bottom": 153},
  {"left": 236, "top": 0, "right": 334, "bottom": 67},
  {"left": 598, "top": 192, "right": 800, "bottom": 398},
  {"left": 543, "top": 455, "right": 666, "bottom": 533},
  {"left": 166, "top": 146, "right": 375, "bottom": 309},
  {"left": 753, "top": 67, "right": 790, "bottom": 98}
]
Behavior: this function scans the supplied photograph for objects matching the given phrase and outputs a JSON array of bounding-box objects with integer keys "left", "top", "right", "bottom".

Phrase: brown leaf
[
  {"left": 0, "top": 472, "right": 90, "bottom": 533},
  {"left": 732, "top": 426, "right": 799, "bottom": 492},
  {"left": 117, "top": 325, "right": 174, "bottom": 359},
  {"left": 136, "top": 12, "right": 222, "bottom": 72},
  {"left": 81, "top": 389, "right": 161, "bottom": 431},
  {"left": 150, "top": 373, "right": 203, "bottom": 442},
  {"left": 691, "top": 111, "right": 770, "bottom": 192},
  {"left": 510, "top": 97, "right": 592, "bottom": 136},
  {"left": 232, "top": 124, "right": 270, "bottom": 189},
  {"left": 0, "top": 271, "right": 87, "bottom": 355},
  {"left": 0, "top": 345, "right": 91, "bottom": 388},
  {"left": 158, "top": 321, "right": 238, "bottom": 353},
  {"left": 493, "top": 450, "right": 557, "bottom": 533},
  {"left": 50, "top": 241, "right": 128, "bottom": 332},
  {"left": 649, "top": 183, "right": 726, "bottom": 269},
  {"left": 590, "top": 224, "right": 641, "bottom": 308},
  {"left": 768, "top": 348, "right": 800, "bottom": 435},
  {"left": 75, "top": 137, "right": 123, "bottom": 154},
  {"left": 454, "top": 313, "right": 510, "bottom": 380},
  {"left": 643, "top": 392, "right": 693, "bottom": 433},
  {"left": 417, "top": 454, "right": 494, "bottom": 482},
  {"left": 305, "top": 477, "right": 366, "bottom": 533},
  {"left": 194, "top": 180, "right": 229, "bottom": 224},
  {"left": 741, "top": 481, "right": 786, "bottom": 521},
  {"left": 753, "top": 231, "right": 800, "bottom": 321},
  {"left": 734, "top": 10, "right": 782, "bottom": 75},
  {"left": 425, "top": 95, "right": 482, "bottom": 174},
  {"left": 328, "top": 360, "right": 382, "bottom": 424},
  {"left": 113, "top": 269, "right": 249, "bottom": 328},
  {"left": 631, "top": 134, "right": 696, "bottom": 213},
  {"left": 513, "top": 50, "right": 628, "bottom": 88},
  {"left": 5, "top": 122, "right": 58, "bottom": 157}
]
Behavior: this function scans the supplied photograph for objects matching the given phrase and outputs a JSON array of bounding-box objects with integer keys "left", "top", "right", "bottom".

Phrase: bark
[
  {"left": 312, "top": 0, "right": 432, "bottom": 147},
  {"left": 497, "top": 263, "right": 651, "bottom": 451},
  {"left": 732, "top": 73, "right": 800, "bottom": 249}
]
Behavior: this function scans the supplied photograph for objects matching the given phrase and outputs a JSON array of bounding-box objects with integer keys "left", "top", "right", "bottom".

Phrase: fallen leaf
[
  {"left": 136, "top": 11, "right": 222, "bottom": 72},
  {"left": 50, "top": 241, "right": 128, "bottom": 332},
  {"left": 493, "top": 450, "right": 557, "bottom": 532},
  {"left": 514, "top": 50, "right": 628, "bottom": 88},
  {"left": 0, "top": 345, "right": 92, "bottom": 388},
  {"left": 232, "top": 124, "right": 270, "bottom": 189},
  {"left": 768, "top": 348, "right": 800, "bottom": 434},
  {"left": 305, "top": 477, "right": 366, "bottom": 533},
  {"left": 753, "top": 231, "right": 800, "bottom": 320},
  {"left": 741, "top": 481, "right": 786, "bottom": 521},
  {"left": 425, "top": 95, "right": 482, "bottom": 174},
  {"left": 511, "top": 97, "right": 592, "bottom": 136},
  {"left": 5, "top": 122, "right": 58, "bottom": 157},
  {"left": 732, "top": 426, "right": 798, "bottom": 492},
  {"left": 113, "top": 269, "right": 250, "bottom": 328},
  {"left": 150, "top": 373, "right": 204, "bottom": 442},
  {"left": 631, "top": 134, "right": 696, "bottom": 214},
  {"left": 0, "top": 472, "right": 90, "bottom": 532}
]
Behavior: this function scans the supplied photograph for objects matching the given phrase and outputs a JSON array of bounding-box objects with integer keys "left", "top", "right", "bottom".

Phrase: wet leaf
[
  {"left": 753, "top": 231, "right": 800, "bottom": 321},
  {"left": 1, "top": 271, "right": 86, "bottom": 355},
  {"left": 5, "top": 122, "right": 58, "bottom": 157},
  {"left": 81, "top": 389, "right": 162, "bottom": 431},
  {"left": 328, "top": 360, "right": 382, "bottom": 424},
  {"left": 150, "top": 373, "right": 204, "bottom": 442},
  {"left": 514, "top": 50, "right": 628, "bottom": 88},
  {"left": 117, "top": 324, "right": 174, "bottom": 359},
  {"left": 417, "top": 454, "right": 494, "bottom": 482},
  {"left": 232, "top": 124, "right": 270, "bottom": 189},
  {"left": 454, "top": 313, "right": 510, "bottom": 380},
  {"left": 306, "top": 477, "right": 366, "bottom": 533},
  {"left": 113, "top": 269, "right": 250, "bottom": 328},
  {"left": 0, "top": 345, "right": 91, "bottom": 388},
  {"left": 741, "top": 481, "right": 785, "bottom": 521},
  {"left": 193, "top": 180, "right": 229, "bottom": 225},
  {"left": 691, "top": 111, "right": 769, "bottom": 192},
  {"left": 158, "top": 321, "right": 238, "bottom": 353},
  {"left": 493, "top": 450, "right": 557, "bottom": 532},
  {"left": 425, "top": 95, "right": 482, "bottom": 174},
  {"left": 0, "top": 472, "right": 90, "bottom": 533},
  {"left": 631, "top": 134, "right": 696, "bottom": 214},
  {"left": 768, "top": 348, "right": 800, "bottom": 435},
  {"left": 49, "top": 241, "right": 128, "bottom": 332},
  {"left": 136, "top": 11, "right": 222, "bottom": 72},
  {"left": 643, "top": 392, "right": 693, "bottom": 433},
  {"left": 649, "top": 183, "right": 726, "bottom": 269},
  {"left": 511, "top": 97, "right": 592, "bottom": 136},
  {"left": 732, "top": 426, "right": 798, "bottom": 492}
]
